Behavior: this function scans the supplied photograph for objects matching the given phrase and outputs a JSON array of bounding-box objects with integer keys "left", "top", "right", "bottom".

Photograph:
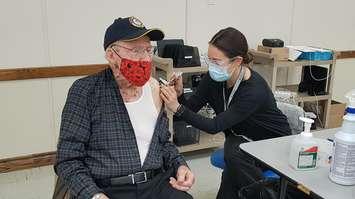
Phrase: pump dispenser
[
  {"left": 289, "top": 117, "right": 318, "bottom": 170},
  {"left": 329, "top": 89, "right": 355, "bottom": 185},
  {"left": 300, "top": 117, "right": 313, "bottom": 137}
]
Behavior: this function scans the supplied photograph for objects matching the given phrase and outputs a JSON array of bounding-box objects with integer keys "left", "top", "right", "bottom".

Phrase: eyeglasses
[
  {"left": 201, "top": 54, "right": 234, "bottom": 68},
  {"left": 111, "top": 44, "right": 155, "bottom": 58}
]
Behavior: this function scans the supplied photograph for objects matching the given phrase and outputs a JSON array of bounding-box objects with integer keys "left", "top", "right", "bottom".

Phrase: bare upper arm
[{"left": 149, "top": 77, "right": 162, "bottom": 113}]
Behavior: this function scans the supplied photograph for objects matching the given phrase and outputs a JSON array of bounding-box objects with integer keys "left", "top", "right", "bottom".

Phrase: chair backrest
[
  {"left": 276, "top": 102, "right": 305, "bottom": 135},
  {"left": 52, "top": 177, "right": 70, "bottom": 199}
]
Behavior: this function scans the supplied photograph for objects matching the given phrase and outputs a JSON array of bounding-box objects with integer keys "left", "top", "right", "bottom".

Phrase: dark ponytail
[
  {"left": 243, "top": 52, "right": 253, "bottom": 64},
  {"left": 209, "top": 27, "right": 252, "bottom": 65}
]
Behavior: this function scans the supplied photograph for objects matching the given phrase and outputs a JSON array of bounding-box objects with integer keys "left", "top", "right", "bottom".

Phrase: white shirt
[{"left": 124, "top": 82, "right": 159, "bottom": 166}]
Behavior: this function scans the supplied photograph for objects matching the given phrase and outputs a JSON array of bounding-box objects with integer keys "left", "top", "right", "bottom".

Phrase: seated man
[{"left": 54, "top": 16, "right": 194, "bottom": 199}]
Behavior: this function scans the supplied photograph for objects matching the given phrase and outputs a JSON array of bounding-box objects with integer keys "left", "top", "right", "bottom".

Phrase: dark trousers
[
  {"left": 216, "top": 134, "right": 264, "bottom": 199},
  {"left": 101, "top": 168, "right": 193, "bottom": 199}
]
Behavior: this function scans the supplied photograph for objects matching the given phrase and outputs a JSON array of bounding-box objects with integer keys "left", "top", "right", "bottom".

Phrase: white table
[{"left": 240, "top": 128, "right": 355, "bottom": 199}]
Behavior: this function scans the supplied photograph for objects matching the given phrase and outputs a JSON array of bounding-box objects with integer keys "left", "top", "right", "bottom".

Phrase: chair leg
[{"left": 279, "top": 177, "right": 288, "bottom": 199}]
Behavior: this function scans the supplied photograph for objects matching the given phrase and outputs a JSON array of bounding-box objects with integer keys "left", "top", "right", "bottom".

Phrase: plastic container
[
  {"left": 288, "top": 46, "right": 333, "bottom": 60},
  {"left": 173, "top": 121, "right": 200, "bottom": 146},
  {"left": 289, "top": 117, "right": 319, "bottom": 170},
  {"left": 298, "top": 51, "right": 333, "bottom": 60},
  {"left": 329, "top": 89, "right": 355, "bottom": 185}
]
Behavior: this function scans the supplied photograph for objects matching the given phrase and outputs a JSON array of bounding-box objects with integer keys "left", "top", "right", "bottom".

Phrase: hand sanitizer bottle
[
  {"left": 289, "top": 117, "right": 318, "bottom": 170},
  {"left": 329, "top": 89, "right": 355, "bottom": 185}
]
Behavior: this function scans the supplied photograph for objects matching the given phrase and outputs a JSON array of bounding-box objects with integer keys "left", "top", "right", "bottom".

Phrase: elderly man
[{"left": 54, "top": 16, "right": 194, "bottom": 199}]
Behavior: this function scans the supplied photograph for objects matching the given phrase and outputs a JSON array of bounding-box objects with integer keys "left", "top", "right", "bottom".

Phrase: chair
[
  {"left": 53, "top": 177, "right": 71, "bottom": 199},
  {"left": 210, "top": 101, "right": 306, "bottom": 180},
  {"left": 276, "top": 102, "right": 305, "bottom": 135},
  {"left": 210, "top": 148, "right": 280, "bottom": 180}
]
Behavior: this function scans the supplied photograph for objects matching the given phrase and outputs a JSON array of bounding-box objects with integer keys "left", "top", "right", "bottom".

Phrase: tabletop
[{"left": 240, "top": 128, "right": 355, "bottom": 199}]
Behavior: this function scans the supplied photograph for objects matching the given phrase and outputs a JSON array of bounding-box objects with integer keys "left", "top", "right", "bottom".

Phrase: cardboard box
[
  {"left": 328, "top": 100, "right": 346, "bottom": 128},
  {"left": 257, "top": 45, "right": 289, "bottom": 60}
]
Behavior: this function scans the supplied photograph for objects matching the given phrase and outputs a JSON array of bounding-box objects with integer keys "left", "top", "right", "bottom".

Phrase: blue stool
[
  {"left": 210, "top": 148, "right": 226, "bottom": 169},
  {"left": 210, "top": 148, "right": 280, "bottom": 180}
]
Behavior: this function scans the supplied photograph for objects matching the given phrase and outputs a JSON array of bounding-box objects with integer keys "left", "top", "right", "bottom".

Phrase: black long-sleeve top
[{"left": 178, "top": 69, "right": 291, "bottom": 140}]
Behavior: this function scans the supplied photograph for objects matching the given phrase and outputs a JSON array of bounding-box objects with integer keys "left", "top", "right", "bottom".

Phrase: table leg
[{"left": 279, "top": 177, "right": 288, "bottom": 199}]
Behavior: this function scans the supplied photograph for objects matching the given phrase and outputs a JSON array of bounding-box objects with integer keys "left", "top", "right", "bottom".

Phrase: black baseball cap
[{"left": 103, "top": 16, "right": 165, "bottom": 50}]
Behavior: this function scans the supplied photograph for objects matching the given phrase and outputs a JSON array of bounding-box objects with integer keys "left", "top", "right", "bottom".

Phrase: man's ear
[{"left": 105, "top": 48, "right": 116, "bottom": 63}]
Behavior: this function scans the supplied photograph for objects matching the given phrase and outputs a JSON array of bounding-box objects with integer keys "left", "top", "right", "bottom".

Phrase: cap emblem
[{"left": 129, "top": 16, "right": 145, "bottom": 28}]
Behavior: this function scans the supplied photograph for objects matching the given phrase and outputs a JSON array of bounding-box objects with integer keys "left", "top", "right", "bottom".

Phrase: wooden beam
[
  {"left": 0, "top": 152, "right": 56, "bottom": 173},
  {"left": 337, "top": 50, "right": 355, "bottom": 59},
  {"left": 0, "top": 64, "right": 108, "bottom": 81},
  {"left": 0, "top": 56, "right": 171, "bottom": 81}
]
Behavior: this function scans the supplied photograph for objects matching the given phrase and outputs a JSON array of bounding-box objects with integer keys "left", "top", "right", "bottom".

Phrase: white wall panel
[
  {"left": 46, "top": 0, "right": 186, "bottom": 65},
  {"left": 0, "top": 166, "right": 55, "bottom": 199},
  {"left": 0, "top": 79, "right": 54, "bottom": 158},
  {"left": 333, "top": 60, "right": 355, "bottom": 103},
  {"left": 186, "top": 0, "right": 294, "bottom": 53},
  {"left": 291, "top": 0, "right": 355, "bottom": 50},
  {"left": 0, "top": 0, "right": 48, "bottom": 68}
]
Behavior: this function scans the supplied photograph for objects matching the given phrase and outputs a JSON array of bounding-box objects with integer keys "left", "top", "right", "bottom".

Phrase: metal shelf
[
  {"left": 250, "top": 49, "right": 336, "bottom": 68},
  {"left": 277, "top": 85, "right": 331, "bottom": 103},
  {"left": 249, "top": 49, "right": 337, "bottom": 128},
  {"left": 172, "top": 66, "right": 208, "bottom": 74},
  {"left": 178, "top": 132, "right": 224, "bottom": 153},
  {"left": 274, "top": 60, "right": 335, "bottom": 68}
]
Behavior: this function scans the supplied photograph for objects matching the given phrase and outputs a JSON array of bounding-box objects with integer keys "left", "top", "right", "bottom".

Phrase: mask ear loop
[
  {"left": 110, "top": 46, "right": 123, "bottom": 69},
  {"left": 229, "top": 55, "right": 246, "bottom": 70},
  {"left": 228, "top": 56, "right": 244, "bottom": 79}
]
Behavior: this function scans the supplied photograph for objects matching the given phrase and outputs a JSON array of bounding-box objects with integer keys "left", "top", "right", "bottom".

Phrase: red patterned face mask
[{"left": 119, "top": 57, "right": 151, "bottom": 87}]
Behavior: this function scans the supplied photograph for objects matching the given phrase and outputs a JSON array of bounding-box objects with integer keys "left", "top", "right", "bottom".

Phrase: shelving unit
[
  {"left": 249, "top": 49, "right": 338, "bottom": 128},
  {"left": 276, "top": 84, "right": 331, "bottom": 103},
  {"left": 152, "top": 56, "right": 225, "bottom": 153},
  {"left": 178, "top": 132, "right": 225, "bottom": 153}
]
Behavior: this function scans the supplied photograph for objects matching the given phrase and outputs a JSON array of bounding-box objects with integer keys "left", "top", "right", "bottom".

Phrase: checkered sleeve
[
  {"left": 160, "top": 113, "right": 188, "bottom": 172},
  {"left": 162, "top": 132, "right": 188, "bottom": 172},
  {"left": 54, "top": 80, "right": 102, "bottom": 199}
]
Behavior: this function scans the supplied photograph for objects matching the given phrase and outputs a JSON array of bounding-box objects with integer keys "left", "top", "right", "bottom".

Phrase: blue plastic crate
[
  {"left": 299, "top": 51, "right": 333, "bottom": 60},
  {"left": 298, "top": 48, "right": 333, "bottom": 61}
]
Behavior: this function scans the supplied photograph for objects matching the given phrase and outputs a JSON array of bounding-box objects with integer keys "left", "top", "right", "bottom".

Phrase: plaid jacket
[{"left": 54, "top": 69, "right": 187, "bottom": 199}]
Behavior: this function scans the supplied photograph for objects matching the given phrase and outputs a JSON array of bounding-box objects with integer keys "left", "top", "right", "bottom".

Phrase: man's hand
[
  {"left": 92, "top": 193, "right": 109, "bottom": 199},
  {"left": 169, "top": 165, "right": 195, "bottom": 192},
  {"left": 100, "top": 194, "right": 109, "bottom": 199}
]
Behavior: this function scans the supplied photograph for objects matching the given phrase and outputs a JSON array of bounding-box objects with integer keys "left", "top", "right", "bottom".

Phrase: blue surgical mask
[{"left": 208, "top": 62, "right": 231, "bottom": 82}]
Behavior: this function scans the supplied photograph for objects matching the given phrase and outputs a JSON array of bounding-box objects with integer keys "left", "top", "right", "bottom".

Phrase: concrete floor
[{"left": 184, "top": 149, "right": 222, "bottom": 199}]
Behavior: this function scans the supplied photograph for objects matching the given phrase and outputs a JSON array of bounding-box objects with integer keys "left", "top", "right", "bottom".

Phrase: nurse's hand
[
  {"left": 160, "top": 85, "right": 180, "bottom": 113},
  {"left": 169, "top": 73, "right": 183, "bottom": 97}
]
